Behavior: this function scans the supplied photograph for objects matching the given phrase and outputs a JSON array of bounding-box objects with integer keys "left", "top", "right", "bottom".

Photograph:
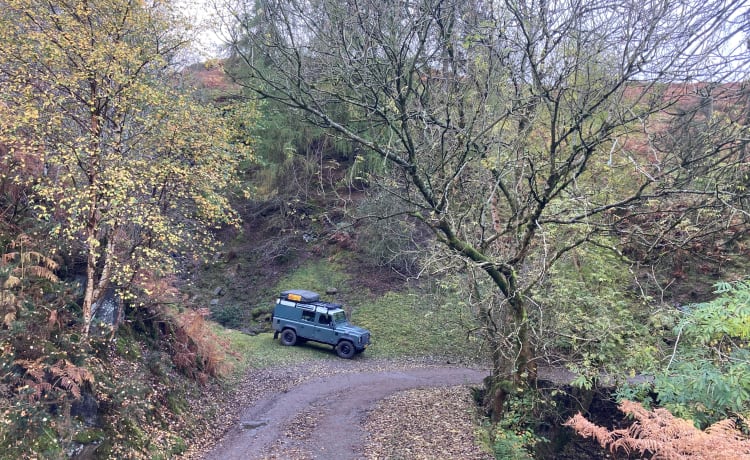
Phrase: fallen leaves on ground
[{"left": 362, "top": 386, "right": 493, "bottom": 460}]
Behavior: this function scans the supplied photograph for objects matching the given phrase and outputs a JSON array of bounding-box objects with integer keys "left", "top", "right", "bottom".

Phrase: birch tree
[{"left": 0, "top": 0, "right": 252, "bottom": 336}]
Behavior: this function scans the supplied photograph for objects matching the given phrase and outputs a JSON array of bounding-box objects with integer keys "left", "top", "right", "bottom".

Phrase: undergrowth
[{"left": 0, "top": 236, "right": 243, "bottom": 459}]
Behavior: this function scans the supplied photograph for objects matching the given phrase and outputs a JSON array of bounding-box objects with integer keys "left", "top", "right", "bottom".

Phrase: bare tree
[{"left": 223, "top": 0, "right": 750, "bottom": 417}]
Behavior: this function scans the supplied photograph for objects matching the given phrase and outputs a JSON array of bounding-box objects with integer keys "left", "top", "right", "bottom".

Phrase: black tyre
[
  {"left": 280, "top": 329, "right": 297, "bottom": 346},
  {"left": 335, "top": 340, "right": 355, "bottom": 359}
]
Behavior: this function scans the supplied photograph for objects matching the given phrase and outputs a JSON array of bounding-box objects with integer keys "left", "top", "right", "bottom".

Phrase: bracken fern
[{"left": 565, "top": 400, "right": 750, "bottom": 459}]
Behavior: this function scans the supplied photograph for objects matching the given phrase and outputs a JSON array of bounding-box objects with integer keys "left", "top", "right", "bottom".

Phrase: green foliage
[
  {"left": 274, "top": 154, "right": 325, "bottom": 202},
  {"left": 165, "top": 391, "right": 188, "bottom": 415},
  {"left": 483, "top": 390, "right": 542, "bottom": 459},
  {"left": 537, "top": 246, "right": 662, "bottom": 385},
  {"left": 170, "top": 436, "right": 187, "bottom": 455},
  {"left": 114, "top": 335, "right": 143, "bottom": 362},
  {"left": 222, "top": 99, "right": 262, "bottom": 173},
  {"left": 244, "top": 98, "right": 364, "bottom": 200},
  {"left": 0, "top": 234, "right": 232, "bottom": 458},
  {"left": 346, "top": 152, "right": 383, "bottom": 188},
  {"left": 1, "top": 287, "right": 93, "bottom": 457},
  {"left": 211, "top": 303, "right": 248, "bottom": 329},
  {"left": 492, "top": 429, "right": 535, "bottom": 460},
  {"left": 0, "top": 237, "right": 97, "bottom": 459},
  {"left": 614, "top": 381, "right": 654, "bottom": 409},
  {"left": 73, "top": 428, "right": 105, "bottom": 444},
  {"left": 252, "top": 100, "right": 327, "bottom": 166},
  {"left": 356, "top": 192, "right": 426, "bottom": 277},
  {"left": 653, "top": 280, "right": 750, "bottom": 427}
]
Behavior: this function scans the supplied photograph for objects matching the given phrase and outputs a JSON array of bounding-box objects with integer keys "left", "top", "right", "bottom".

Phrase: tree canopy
[
  {"left": 0, "top": 0, "right": 252, "bottom": 335},
  {"left": 223, "top": 0, "right": 750, "bottom": 416}
]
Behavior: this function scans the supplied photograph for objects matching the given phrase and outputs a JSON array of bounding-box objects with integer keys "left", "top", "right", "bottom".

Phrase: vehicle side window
[
  {"left": 318, "top": 314, "right": 331, "bottom": 325},
  {"left": 301, "top": 310, "right": 315, "bottom": 322}
]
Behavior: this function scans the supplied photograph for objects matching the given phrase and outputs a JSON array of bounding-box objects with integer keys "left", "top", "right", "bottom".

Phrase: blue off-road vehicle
[{"left": 272, "top": 289, "right": 371, "bottom": 358}]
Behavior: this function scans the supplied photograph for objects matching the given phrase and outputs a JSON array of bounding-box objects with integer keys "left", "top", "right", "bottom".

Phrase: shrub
[
  {"left": 534, "top": 246, "right": 661, "bottom": 386},
  {"left": 0, "top": 237, "right": 93, "bottom": 459},
  {"left": 211, "top": 303, "right": 247, "bottom": 329},
  {"left": 653, "top": 280, "right": 750, "bottom": 427},
  {"left": 492, "top": 429, "right": 535, "bottom": 460}
]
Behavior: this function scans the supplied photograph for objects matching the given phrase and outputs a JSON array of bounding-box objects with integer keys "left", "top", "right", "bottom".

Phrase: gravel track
[{"left": 191, "top": 358, "right": 491, "bottom": 459}]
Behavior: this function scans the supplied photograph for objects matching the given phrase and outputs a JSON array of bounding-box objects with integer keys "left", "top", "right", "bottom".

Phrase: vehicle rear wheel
[
  {"left": 335, "top": 340, "right": 355, "bottom": 359},
  {"left": 280, "top": 329, "right": 297, "bottom": 346}
]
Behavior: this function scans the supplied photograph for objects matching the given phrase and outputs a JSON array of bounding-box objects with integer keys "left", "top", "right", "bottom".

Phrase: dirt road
[{"left": 201, "top": 364, "right": 488, "bottom": 460}]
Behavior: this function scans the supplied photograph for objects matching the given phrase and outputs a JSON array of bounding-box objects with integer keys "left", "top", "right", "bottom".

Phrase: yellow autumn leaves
[{"left": 0, "top": 0, "right": 255, "bottom": 335}]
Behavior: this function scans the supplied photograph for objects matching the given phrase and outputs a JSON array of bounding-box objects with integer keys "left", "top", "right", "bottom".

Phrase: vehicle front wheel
[
  {"left": 280, "top": 329, "right": 297, "bottom": 346},
  {"left": 335, "top": 340, "right": 355, "bottom": 359}
]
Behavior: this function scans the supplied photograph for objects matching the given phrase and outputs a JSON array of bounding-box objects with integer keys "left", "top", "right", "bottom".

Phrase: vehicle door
[
  {"left": 296, "top": 307, "right": 316, "bottom": 339},
  {"left": 314, "top": 310, "right": 336, "bottom": 345}
]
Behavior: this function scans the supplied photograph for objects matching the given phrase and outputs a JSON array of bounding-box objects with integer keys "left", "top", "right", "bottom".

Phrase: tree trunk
[
  {"left": 82, "top": 234, "right": 115, "bottom": 337},
  {"left": 485, "top": 294, "right": 536, "bottom": 422},
  {"left": 441, "top": 220, "right": 537, "bottom": 419},
  {"left": 82, "top": 88, "right": 102, "bottom": 338},
  {"left": 82, "top": 230, "right": 97, "bottom": 337}
]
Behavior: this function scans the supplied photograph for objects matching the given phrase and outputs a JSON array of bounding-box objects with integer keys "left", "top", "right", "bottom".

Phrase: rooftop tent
[{"left": 280, "top": 289, "right": 320, "bottom": 303}]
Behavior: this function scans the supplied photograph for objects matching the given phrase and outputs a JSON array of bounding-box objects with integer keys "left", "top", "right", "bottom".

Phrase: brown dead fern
[
  {"left": 0, "top": 289, "right": 18, "bottom": 327},
  {"left": 48, "top": 359, "right": 95, "bottom": 400},
  {"left": 2, "top": 233, "right": 59, "bottom": 278},
  {"left": 565, "top": 400, "right": 750, "bottom": 460},
  {"left": 170, "top": 308, "right": 230, "bottom": 382},
  {"left": 3, "top": 252, "right": 59, "bottom": 283},
  {"left": 0, "top": 234, "right": 60, "bottom": 328},
  {"left": 138, "top": 274, "right": 232, "bottom": 382},
  {"left": 15, "top": 357, "right": 94, "bottom": 401}
]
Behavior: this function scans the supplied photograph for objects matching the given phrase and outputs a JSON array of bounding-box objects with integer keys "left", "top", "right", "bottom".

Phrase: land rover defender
[{"left": 271, "top": 289, "right": 370, "bottom": 358}]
